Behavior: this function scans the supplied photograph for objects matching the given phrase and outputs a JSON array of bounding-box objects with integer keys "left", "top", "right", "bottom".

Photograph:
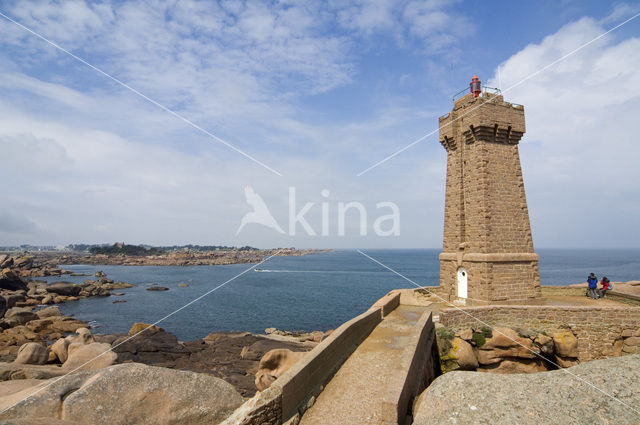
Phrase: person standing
[{"left": 587, "top": 273, "right": 598, "bottom": 299}]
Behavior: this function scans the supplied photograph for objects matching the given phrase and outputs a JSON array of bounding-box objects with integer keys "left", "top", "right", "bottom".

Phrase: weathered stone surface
[
  {"left": 479, "top": 358, "right": 547, "bottom": 373},
  {"left": 477, "top": 344, "right": 538, "bottom": 365},
  {"left": 0, "top": 363, "right": 244, "bottom": 425},
  {"left": 51, "top": 338, "right": 70, "bottom": 363},
  {"left": 622, "top": 339, "right": 640, "bottom": 354},
  {"left": 613, "top": 338, "right": 624, "bottom": 356},
  {"left": 255, "top": 349, "right": 306, "bottom": 391},
  {"left": 481, "top": 327, "right": 521, "bottom": 350},
  {"left": 48, "top": 329, "right": 94, "bottom": 364},
  {"left": 45, "top": 282, "right": 81, "bottom": 296},
  {"left": 0, "top": 369, "right": 99, "bottom": 418},
  {"left": 0, "top": 270, "right": 28, "bottom": 291},
  {"left": 443, "top": 337, "right": 477, "bottom": 370},
  {"left": 45, "top": 316, "right": 88, "bottom": 333},
  {"left": 534, "top": 333, "right": 554, "bottom": 355},
  {"left": 4, "top": 293, "right": 26, "bottom": 309},
  {"left": 475, "top": 327, "right": 538, "bottom": 367},
  {"left": 624, "top": 336, "right": 640, "bottom": 346},
  {"left": 71, "top": 328, "right": 94, "bottom": 344},
  {"left": 113, "top": 330, "right": 187, "bottom": 367},
  {"left": 35, "top": 306, "right": 62, "bottom": 319},
  {"left": 0, "top": 296, "right": 6, "bottom": 319},
  {"left": 128, "top": 322, "right": 163, "bottom": 336},
  {"left": 0, "top": 362, "right": 66, "bottom": 381},
  {"left": 458, "top": 328, "right": 473, "bottom": 341},
  {"left": 554, "top": 355, "right": 579, "bottom": 368},
  {"left": 553, "top": 330, "right": 578, "bottom": 358},
  {"left": 13, "top": 343, "right": 49, "bottom": 365},
  {"left": 0, "top": 419, "right": 85, "bottom": 424},
  {"left": 0, "top": 326, "right": 39, "bottom": 350},
  {"left": 25, "top": 319, "right": 54, "bottom": 333},
  {"left": 12, "top": 257, "right": 33, "bottom": 269},
  {"left": 63, "top": 342, "right": 117, "bottom": 371},
  {"left": 3, "top": 308, "right": 38, "bottom": 326},
  {"left": 414, "top": 354, "right": 640, "bottom": 425}
]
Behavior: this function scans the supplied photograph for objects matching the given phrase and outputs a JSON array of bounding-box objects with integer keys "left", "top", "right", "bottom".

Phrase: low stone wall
[
  {"left": 277, "top": 307, "right": 383, "bottom": 421},
  {"left": 223, "top": 307, "right": 383, "bottom": 425},
  {"left": 370, "top": 291, "right": 401, "bottom": 317},
  {"left": 381, "top": 312, "right": 441, "bottom": 425},
  {"left": 540, "top": 286, "right": 585, "bottom": 297},
  {"left": 440, "top": 305, "right": 640, "bottom": 361},
  {"left": 608, "top": 291, "right": 640, "bottom": 306},
  {"left": 220, "top": 386, "right": 282, "bottom": 425},
  {"left": 540, "top": 287, "right": 640, "bottom": 306}
]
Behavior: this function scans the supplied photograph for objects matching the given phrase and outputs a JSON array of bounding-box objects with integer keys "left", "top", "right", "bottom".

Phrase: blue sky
[{"left": 0, "top": 1, "right": 639, "bottom": 249}]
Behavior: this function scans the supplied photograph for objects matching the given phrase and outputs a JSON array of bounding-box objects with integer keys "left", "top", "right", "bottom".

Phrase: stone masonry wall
[
  {"left": 439, "top": 259, "right": 540, "bottom": 303},
  {"left": 438, "top": 92, "right": 541, "bottom": 302},
  {"left": 220, "top": 386, "right": 282, "bottom": 425},
  {"left": 440, "top": 305, "right": 640, "bottom": 361},
  {"left": 489, "top": 261, "right": 540, "bottom": 301},
  {"left": 481, "top": 142, "right": 534, "bottom": 253}
]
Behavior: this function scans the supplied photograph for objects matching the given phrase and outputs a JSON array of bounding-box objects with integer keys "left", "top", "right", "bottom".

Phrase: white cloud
[
  {"left": 488, "top": 16, "right": 640, "bottom": 247},
  {"left": 1, "top": 2, "right": 636, "bottom": 250}
]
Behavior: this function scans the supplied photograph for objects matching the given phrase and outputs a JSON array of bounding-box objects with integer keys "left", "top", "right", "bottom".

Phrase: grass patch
[
  {"left": 480, "top": 326, "right": 493, "bottom": 338},
  {"left": 436, "top": 327, "right": 455, "bottom": 357},
  {"left": 471, "top": 331, "right": 486, "bottom": 347}
]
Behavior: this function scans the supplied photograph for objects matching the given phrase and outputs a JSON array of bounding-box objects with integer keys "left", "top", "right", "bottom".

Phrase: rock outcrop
[
  {"left": 62, "top": 342, "right": 117, "bottom": 371},
  {"left": 13, "top": 343, "right": 49, "bottom": 365},
  {"left": 35, "top": 306, "right": 62, "bottom": 319},
  {"left": 45, "top": 282, "right": 81, "bottom": 297},
  {"left": 442, "top": 337, "right": 477, "bottom": 370},
  {"left": 48, "top": 328, "right": 96, "bottom": 364},
  {"left": 146, "top": 286, "right": 169, "bottom": 291},
  {"left": 255, "top": 348, "right": 306, "bottom": 391},
  {"left": 0, "top": 257, "right": 135, "bottom": 310},
  {"left": 263, "top": 327, "right": 329, "bottom": 344},
  {"left": 128, "top": 323, "right": 163, "bottom": 335},
  {"left": 3, "top": 308, "right": 38, "bottom": 327},
  {"left": 0, "top": 270, "right": 28, "bottom": 292},
  {"left": 0, "top": 309, "right": 88, "bottom": 362},
  {"left": 437, "top": 325, "right": 584, "bottom": 373},
  {"left": 413, "top": 354, "right": 640, "bottom": 425},
  {"left": 0, "top": 363, "right": 244, "bottom": 425}
]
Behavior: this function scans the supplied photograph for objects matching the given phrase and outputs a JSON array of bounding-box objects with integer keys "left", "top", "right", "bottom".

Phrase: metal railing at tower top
[{"left": 452, "top": 85, "right": 502, "bottom": 102}]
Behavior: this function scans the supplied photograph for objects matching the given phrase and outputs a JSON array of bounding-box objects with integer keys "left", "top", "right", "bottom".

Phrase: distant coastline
[{"left": 0, "top": 247, "right": 332, "bottom": 273}]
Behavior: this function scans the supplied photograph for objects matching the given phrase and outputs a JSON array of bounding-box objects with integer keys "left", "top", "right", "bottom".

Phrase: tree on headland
[{"left": 89, "top": 243, "right": 164, "bottom": 256}]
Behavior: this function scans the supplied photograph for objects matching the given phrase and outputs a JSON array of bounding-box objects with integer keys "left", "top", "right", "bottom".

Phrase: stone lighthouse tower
[{"left": 439, "top": 76, "right": 541, "bottom": 304}]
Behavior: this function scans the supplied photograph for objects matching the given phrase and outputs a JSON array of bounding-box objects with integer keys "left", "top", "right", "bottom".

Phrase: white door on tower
[{"left": 457, "top": 267, "right": 468, "bottom": 299}]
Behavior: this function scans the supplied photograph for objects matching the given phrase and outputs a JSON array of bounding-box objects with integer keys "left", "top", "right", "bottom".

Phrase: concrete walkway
[{"left": 299, "top": 305, "right": 430, "bottom": 425}]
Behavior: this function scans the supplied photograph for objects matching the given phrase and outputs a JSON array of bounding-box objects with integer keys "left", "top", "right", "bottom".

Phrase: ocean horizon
[{"left": 48, "top": 248, "right": 640, "bottom": 340}]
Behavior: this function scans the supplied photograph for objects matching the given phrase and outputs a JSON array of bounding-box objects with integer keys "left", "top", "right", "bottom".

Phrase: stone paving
[{"left": 299, "top": 305, "right": 429, "bottom": 425}]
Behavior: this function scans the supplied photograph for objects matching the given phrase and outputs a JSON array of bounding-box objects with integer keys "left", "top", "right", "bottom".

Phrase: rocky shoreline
[
  {"left": 2, "top": 248, "right": 331, "bottom": 269},
  {"left": 0, "top": 253, "right": 332, "bottom": 399},
  {"left": 1, "top": 316, "right": 329, "bottom": 397}
]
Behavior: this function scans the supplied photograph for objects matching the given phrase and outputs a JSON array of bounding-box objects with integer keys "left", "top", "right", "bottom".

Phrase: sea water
[{"left": 51, "top": 249, "right": 640, "bottom": 340}]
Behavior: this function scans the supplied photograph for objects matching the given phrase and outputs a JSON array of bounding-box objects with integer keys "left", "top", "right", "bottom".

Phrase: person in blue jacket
[{"left": 587, "top": 273, "right": 598, "bottom": 299}]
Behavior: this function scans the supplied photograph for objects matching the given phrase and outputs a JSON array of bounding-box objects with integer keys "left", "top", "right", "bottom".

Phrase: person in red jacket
[{"left": 598, "top": 277, "right": 612, "bottom": 298}]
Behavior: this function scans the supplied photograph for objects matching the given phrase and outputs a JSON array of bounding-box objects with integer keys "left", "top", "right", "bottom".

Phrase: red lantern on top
[{"left": 470, "top": 75, "right": 481, "bottom": 97}]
